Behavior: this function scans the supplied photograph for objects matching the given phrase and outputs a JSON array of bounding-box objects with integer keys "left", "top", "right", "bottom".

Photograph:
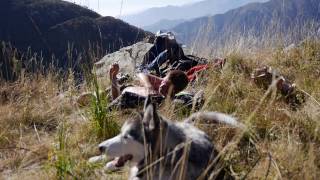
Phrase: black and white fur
[{"left": 91, "top": 98, "right": 244, "bottom": 179}]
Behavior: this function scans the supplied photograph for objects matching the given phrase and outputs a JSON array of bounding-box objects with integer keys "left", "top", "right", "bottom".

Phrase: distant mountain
[
  {"left": 0, "top": 0, "right": 150, "bottom": 72},
  {"left": 123, "top": 0, "right": 267, "bottom": 28},
  {"left": 143, "top": 19, "right": 185, "bottom": 33},
  {"left": 172, "top": 0, "right": 320, "bottom": 48}
]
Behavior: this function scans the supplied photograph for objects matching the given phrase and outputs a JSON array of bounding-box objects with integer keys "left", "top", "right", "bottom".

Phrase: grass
[
  {"left": 0, "top": 35, "right": 320, "bottom": 180},
  {"left": 51, "top": 121, "right": 75, "bottom": 180},
  {"left": 89, "top": 71, "right": 120, "bottom": 140}
]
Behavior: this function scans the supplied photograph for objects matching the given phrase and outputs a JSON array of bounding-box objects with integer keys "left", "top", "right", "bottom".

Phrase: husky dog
[{"left": 90, "top": 97, "right": 244, "bottom": 180}]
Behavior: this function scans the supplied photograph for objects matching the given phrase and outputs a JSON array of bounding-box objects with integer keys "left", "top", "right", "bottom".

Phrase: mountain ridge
[
  {"left": 172, "top": 0, "right": 320, "bottom": 50},
  {"left": 143, "top": 19, "right": 186, "bottom": 33},
  {"left": 123, "top": 0, "right": 267, "bottom": 28}
]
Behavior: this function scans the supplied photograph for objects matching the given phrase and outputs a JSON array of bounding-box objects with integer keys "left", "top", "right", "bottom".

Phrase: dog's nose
[{"left": 99, "top": 146, "right": 106, "bottom": 153}]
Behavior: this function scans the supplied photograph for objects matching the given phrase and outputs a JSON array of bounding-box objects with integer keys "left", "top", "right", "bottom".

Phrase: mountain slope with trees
[{"left": 0, "top": 0, "right": 150, "bottom": 80}]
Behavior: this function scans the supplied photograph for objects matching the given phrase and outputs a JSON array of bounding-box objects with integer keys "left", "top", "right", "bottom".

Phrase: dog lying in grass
[{"left": 89, "top": 97, "right": 244, "bottom": 179}]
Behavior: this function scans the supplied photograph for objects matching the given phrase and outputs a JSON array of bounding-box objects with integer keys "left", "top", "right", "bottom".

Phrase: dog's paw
[
  {"left": 130, "top": 177, "right": 140, "bottom": 180},
  {"left": 88, "top": 155, "right": 106, "bottom": 163},
  {"left": 129, "top": 166, "right": 140, "bottom": 180}
]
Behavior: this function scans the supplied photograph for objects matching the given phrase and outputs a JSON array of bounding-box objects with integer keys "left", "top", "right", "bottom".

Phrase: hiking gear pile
[{"left": 251, "top": 66, "right": 306, "bottom": 108}]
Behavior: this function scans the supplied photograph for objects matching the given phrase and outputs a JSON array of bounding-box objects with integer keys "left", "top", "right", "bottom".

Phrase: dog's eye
[{"left": 123, "top": 135, "right": 129, "bottom": 139}]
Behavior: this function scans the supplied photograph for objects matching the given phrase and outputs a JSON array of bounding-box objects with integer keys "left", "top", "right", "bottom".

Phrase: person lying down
[
  {"left": 77, "top": 63, "right": 190, "bottom": 110},
  {"left": 108, "top": 63, "right": 189, "bottom": 110}
]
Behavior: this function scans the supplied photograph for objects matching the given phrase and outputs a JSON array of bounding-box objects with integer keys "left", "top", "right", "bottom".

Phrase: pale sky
[{"left": 66, "top": 0, "right": 202, "bottom": 17}]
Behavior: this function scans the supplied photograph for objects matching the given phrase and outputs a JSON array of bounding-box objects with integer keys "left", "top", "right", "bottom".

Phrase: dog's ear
[
  {"left": 144, "top": 95, "right": 152, "bottom": 111},
  {"left": 143, "top": 103, "right": 160, "bottom": 131}
]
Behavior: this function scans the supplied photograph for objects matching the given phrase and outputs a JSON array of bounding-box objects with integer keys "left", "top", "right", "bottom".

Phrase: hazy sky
[{"left": 66, "top": 0, "right": 202, "bottom": 17}]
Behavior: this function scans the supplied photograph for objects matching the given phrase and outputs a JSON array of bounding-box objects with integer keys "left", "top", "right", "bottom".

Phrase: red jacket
[{"left": 186, "top": 64, "right": 209, "bottom": 81}]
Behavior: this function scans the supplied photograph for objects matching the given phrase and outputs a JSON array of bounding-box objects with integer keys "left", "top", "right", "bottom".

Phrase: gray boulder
[{"left": 94, "top": 42, "right": 153, "bottom": 78}]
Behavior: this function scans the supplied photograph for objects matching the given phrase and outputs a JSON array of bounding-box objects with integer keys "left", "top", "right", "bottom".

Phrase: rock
[
  {"left": 94, "top": 42, "right": 154, "bottom": 78},
  {"left": 76, "top": 90, "right": 110, "bottom": 107},
  {"left": 77, "top": 92, "right": 96, "bottom": 107}
]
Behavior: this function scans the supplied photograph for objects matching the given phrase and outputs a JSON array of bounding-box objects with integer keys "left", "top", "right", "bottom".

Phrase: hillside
[
  {"left": 172, "top": 0, "right": 320, "bottom": 50},
  {"left": 123, "top": 0, "right": 267, "bottom": 28},
  {"left": 0, "top": 0, "right": 150, "bottom": 80}
]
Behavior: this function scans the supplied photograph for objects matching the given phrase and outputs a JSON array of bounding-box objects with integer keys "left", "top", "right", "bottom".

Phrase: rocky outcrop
[{"left": 94, "top": 42, "right": 153, "bottom": 78}]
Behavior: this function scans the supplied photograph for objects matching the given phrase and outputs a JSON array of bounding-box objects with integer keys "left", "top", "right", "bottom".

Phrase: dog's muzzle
[{"left": 98, "top": 134, "right": 144, "bottom": 166}]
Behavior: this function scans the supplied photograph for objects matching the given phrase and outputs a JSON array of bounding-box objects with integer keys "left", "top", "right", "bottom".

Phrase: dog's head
[{"left": 98, "top": 96, "right": 163, "bottom": 165}]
